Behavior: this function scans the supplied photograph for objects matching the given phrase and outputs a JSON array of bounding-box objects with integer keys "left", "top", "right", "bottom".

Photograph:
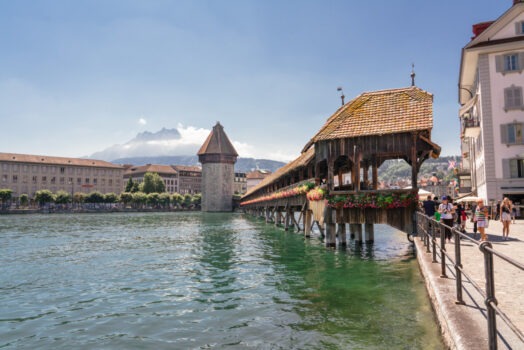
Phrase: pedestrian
[
  {"left": 510, "top": 200, "right": 517, "bottom": 224},
  {"left": 456, "top": 203, "right": 467, "bottom": 233},
  {"left": 495, "top": 200, "right": 501, "bottom": 220},
  {"left": 422, "top": 195, "right": 436, "bottom": 217},
  {"left": 438, "top": 196, "right": 455, "bottom": 242},
  {"left": 475, "top": 199, "right": 490, "bottom": 242},
  {"left": 500, "top": 197, "right": 512, "bottom": 240},
  {"left": 470, "top": 202, "right": 478, "bottom": 238}
]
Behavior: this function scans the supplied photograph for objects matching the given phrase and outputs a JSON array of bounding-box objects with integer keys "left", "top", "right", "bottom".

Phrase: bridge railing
[{"left": 416, "top": 212, "right": 524, "bottom": 349}]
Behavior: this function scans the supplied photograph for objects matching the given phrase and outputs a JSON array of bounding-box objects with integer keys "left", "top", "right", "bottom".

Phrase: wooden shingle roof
[
  {"left": 243, "top": 147, "right": 314, "bottom": 198},
  {"left": 197, "top": 122, "right": 238, "bottom": 157},
  {"left": 303, "top": 86, "right": 433, "bottom": 151}
]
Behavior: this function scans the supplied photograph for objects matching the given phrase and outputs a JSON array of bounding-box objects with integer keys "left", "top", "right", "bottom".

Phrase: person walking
[
  {"left": 500, "top": 197, "right": 512, "bottom": 240},
  {"left": 438, "top": 196, "right": 455, "bottom": 242},
  {"left": 475, "top": 199, "right": 490, "bottom": 242},
  {"left": 495, "top": 200, "right": 501, "bottom": 220},
  {"left": 510, "top": 200, "right": 517, "bottom": 224}
]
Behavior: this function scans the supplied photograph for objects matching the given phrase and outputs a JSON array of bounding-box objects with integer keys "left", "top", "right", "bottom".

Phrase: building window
[
  {"left": 2, "top": 175, "right": 7, "bottom": 183},
  {"left": 68, "top": 177, "right": 73, "bottom": 184},
  {"left": 85, "top": 178, "right": 90, "bottom": 184},
  {"left": 12, "top": 175, "right": 18, "bottom": 183},
  {"left": 501, "top": 123, "right": 523, "bottom": 145},
  {"left": 77, "top": 178, "right": 81, "bottom": 185},
  {"left": 509, "top": 159, "right": 524, "bottom": 178},
  {"left": 93, "top": 178, "right": 97, "bottom": 185},
  {"left": 32, "top": 176, "right": 37, "bottom": 184},
  {"left": 32, "top": 165, "right": 38, "bottom": 173},
  {"left": 516, "top": 21, "right": 524, "bottom": 35},
  {"left": 2, "top": 163, "right": 8, "bottom": 171},
  {"left": 504, "top": 86, "right": 523, "bottom": 110},
  {"left": 42, "top": 176, "right": 47, "bottom": 183},
  {"left": 51, "top": 177, "right": 56, "bottom": 184},
  {"left": 496, "top": 53, "right": 524, "bottom": 74},
  {"left": 60, "top": 177, "right": 65, "bottom": 184},
  {"left": 108, "top": 179, "right": 113, "bottom": 186},
  {"left": 60, "top": 167, "right": 65, "bottom": 174}
]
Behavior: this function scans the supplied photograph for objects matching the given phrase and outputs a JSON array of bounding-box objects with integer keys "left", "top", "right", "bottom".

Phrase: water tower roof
[{"left": 197, "top": 122, "right": 238, "bottom": 157}]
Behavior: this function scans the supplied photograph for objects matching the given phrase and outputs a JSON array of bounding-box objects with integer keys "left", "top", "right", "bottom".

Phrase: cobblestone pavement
[{"left": 415, "top": 219, "right": 524, "bottom": 349}]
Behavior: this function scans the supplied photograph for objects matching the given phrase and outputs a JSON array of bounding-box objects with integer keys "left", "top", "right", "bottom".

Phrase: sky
[{"left": 0, "top": 0, "right": 513, "bottom": 162}]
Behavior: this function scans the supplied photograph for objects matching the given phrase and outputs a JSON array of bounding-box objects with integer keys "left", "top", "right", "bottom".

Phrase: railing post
[
  {"left": 480, "top": 241, "right": 498, "bottom": 350},
  {"left": 425, "top": 217, "right": 431, "bottom": 253},
  {"left": 440, "top": 222, "right": 447, "bottom": 278},
  {"left": 454, "top": 228, "right": 464, "bottom": 304},
  {"left": 432, "top": 221, "right": 437, "bottom": 263}
]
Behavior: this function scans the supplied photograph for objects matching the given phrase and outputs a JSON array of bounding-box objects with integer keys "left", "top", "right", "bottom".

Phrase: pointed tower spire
[{"left": 411, "top": 63, "right": 416, "bottom": 86}]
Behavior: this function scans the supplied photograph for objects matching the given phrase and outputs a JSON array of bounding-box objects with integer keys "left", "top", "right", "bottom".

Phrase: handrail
[{"left": 415, "top": 212, "right": 524, "bottom": 349}]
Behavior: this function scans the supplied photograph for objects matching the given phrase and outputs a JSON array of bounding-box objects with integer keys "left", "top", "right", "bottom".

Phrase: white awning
[{"left": 459, "top": 95, "right": 478, "bottom": 117}]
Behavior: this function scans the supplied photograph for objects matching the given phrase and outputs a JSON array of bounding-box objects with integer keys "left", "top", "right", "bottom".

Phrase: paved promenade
[{"left": 415, "top": 219, "right": 524, "bottom": 349}]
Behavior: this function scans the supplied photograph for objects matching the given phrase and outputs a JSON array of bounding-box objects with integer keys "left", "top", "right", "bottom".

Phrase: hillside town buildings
[
  {"left": 0, "top": 152, "right": 124, "bottom": 197},
  {"left": 234, "top": 172, "right": 247, "bottom": 195},
  {"left": 458, "top": 0, "right": 524, "bottom": 211}
]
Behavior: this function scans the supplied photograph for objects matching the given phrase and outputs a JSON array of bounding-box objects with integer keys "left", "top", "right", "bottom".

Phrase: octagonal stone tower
[{"left": 197, "top": 122, "right": 238, "bottom": 212}]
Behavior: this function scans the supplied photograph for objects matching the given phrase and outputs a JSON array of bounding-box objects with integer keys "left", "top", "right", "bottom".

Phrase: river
[{"left": 0, "top": 212, "right": 443, "bottom": 349}]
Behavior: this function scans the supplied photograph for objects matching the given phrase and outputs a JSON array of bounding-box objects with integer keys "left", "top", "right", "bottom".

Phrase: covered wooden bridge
[{"left": 241, "top": 86, "right": 441, "bottom": 247}]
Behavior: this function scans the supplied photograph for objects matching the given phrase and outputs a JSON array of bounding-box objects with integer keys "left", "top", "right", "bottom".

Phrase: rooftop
[
  {"left": 0, "top": 152, "right": 123, "bottom": 169},
  {"left": 197, "top": 122, "right": 238, "bottom": 157}
]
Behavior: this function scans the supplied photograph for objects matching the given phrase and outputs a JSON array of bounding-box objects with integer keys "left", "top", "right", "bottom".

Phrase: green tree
[
  {"left": 73, "top": 192, "right": 86, "bottom": 208},
  {"left": 55, "top": 190, "right": 71, "bottom": 205},
  {"left": 159, "top": 192, "right": 171, "bottom": 209},
  {"left": 85, "top": 191, "right": 104, "bottom": 204},
  {"left": 132, "top": 192, "right": 147, "bottom": 208},
  {"left": 147, "top": 193, "right": 160, "bottom": 207},
  {"left": 19, "top": 193, "right": 29, "bottom": 207},
  {"left": 183, "top": 193, "right": 193, "bottom": 208},
  {"left": 192, "top": 193, "right": 201, "bottom": 208},
  {"left": 141, "top": 172, "right": 166, "bottom": 194},
  {"left": 104, "top": 192, "right": 118, "bottom": 204},
  {"left": 120, "top": 192, "right": 133, "bottom": 207},
  {"left": 34, "top": 190, "right": 55, "bottom": 207},
  {"left": 171, "top": 193, "right": 184, "bottom": 208},
  {"left": 0, "top": 189, "right": 13, "bottom": 209},
  {"left": 131, "top": 181, "right": 140, "bottom": 193},
  {"left": 125, "top": 178, "right": 134, "bottom": 192}
]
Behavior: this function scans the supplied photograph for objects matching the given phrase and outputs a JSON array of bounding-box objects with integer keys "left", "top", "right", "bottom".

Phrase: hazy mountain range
[{"left": 89, "top": 127, "right": 285, "bottom": 173}]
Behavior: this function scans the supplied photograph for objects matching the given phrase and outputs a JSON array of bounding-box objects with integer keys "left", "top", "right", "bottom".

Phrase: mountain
[
  {"left": 89, "top": 127, "right": 193, "bottom": 161},
  {"left": 110, "top": 156, "right": 286, "bottom": 173}
]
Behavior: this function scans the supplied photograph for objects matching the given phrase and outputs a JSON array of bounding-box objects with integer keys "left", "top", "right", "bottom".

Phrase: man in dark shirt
[{"left": 422, "top": 195, "right": 436, "bottom": 217}]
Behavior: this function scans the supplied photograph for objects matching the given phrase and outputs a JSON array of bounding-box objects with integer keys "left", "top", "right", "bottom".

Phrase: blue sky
[{"left": 0, "top": 1, "right": 512, "bottom": 161}]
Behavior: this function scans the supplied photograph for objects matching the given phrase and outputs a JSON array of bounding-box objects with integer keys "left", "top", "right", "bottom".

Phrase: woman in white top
[
  {"left": 500, "top": 197, "right": 512, "bottom": 240},
  {"left": 438, "top": 196, "right": 455, "bottom": 242}
]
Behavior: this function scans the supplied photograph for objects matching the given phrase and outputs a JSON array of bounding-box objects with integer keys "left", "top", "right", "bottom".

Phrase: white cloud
[{"left": 138, "top": 117, "right": 147, "bottom": 125}]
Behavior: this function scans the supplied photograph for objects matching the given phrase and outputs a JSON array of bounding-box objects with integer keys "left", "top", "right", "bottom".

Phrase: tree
[
  {"left": 19, "top": 193, "right": 29, "bottom": 207},
  {"left": 147, "top": 193, "right": 160, "bottom": 207},
  {"left": 192, "top": 193, "right": 201, "bottom": 208},
  {"left": 73, "top": 192, "right": 86, "bottom": 208},
  {"left": 104, "top": 192, "right": 119, "bottom": 204},
  {"left": 132, "top": 192, "right": 147, "bottom": 208},
  {"left": 183, "top": 193, "right": 193, "bottom": 208},
  {"left": 0, "top": 189, "right": 12, "bottom": 209},
  {"left": 85, "top": 191, "right": 104, "bottom": 204},
  {"left": 125, "top": 178, "right": 134, "bottom": 192},
  {"left": 159, "top": 192, "right": 171, "bottom": 209},
  {"left": 131, "top": 181, "right": 140, "bottom": 193},
  {"left": 120, "top": 192, "right": 133, "bottom": 207},
  {"left": 34, "top": 190, "right": 54, "bottom": 207},
  {"left": 55, "top": 190, "right": 71, "bottom": 205},
  {"left": 171, "top": 193, "right": 184, "bottom": 208},
  {"left": 141, "top": 172, "right": 165, "bottom": 194}
]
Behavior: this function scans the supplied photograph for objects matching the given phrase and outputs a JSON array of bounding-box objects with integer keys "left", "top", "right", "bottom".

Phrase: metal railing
[{"left": 416, "top": 212, "right": 524, "bottom": 349}]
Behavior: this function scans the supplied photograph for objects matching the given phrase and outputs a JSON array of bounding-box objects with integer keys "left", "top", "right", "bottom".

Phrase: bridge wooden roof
[
  {"left": 303, "top": 86, "right": 433, "bottom": 152},
  {"left": 243, "top": 147, "right": 314, "bottom": 198}
]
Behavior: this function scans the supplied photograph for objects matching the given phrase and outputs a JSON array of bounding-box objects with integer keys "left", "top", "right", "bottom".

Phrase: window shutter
[
  {"left": 501, "top": 124, "right": 509, "bottom": 144},
  {"left": 504, "top": 88, "right": 512, "bottom": 109},
  {"left": 519, "top": 52, "right": 524, "bottom": 71},
  {"left": 517, "top": 22, "right": 521, "bottom": 35},
  {"left": 495, "top": 55, "right": 504, "bottom": 73},
  {"left": 509, "top": 159, "right": 519, "bottom": 178},
  {"left": 503, "top": 159, "right": 511, "bottom": 178}
]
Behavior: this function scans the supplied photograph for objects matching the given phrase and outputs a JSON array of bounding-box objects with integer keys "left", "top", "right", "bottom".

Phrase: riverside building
[
  {"left": 458, "top": 0, "right": 524, "bottom": 212},
  {"left": 0, "top": 152, "right": 124, "bottom": 198},
  {"left": 123, "top": 164, "right": 179, "bottom": 193}
]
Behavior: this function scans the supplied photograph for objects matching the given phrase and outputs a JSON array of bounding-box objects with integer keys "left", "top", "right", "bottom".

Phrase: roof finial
[
  {"left": 410, "top": 63, "right": 416, "bottom": 86},
  {"left": 337, "top": 86, "right": 345, "bottom": 106}
]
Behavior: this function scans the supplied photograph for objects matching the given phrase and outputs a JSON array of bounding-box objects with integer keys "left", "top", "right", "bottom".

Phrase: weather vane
[
  {"left": 411, "top": 63, "right": 416, "bottom": 86},
  {"left": 337, "top": 86, "right": 345, "bottom": 106}
]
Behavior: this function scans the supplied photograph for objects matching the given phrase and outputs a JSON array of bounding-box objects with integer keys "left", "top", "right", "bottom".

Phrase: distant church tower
[{"left": 197, "top": 122, "right": 238, "bottom": 212}]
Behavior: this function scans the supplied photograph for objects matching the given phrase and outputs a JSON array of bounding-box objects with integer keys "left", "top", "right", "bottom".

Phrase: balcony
[{"left": 461, "top": 116, "right": 481, "bottom": 138}]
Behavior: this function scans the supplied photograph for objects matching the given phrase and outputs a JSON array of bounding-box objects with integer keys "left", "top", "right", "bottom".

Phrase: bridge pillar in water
[
  {"left": 275, "top": 210, "right": 282, "bottom": 227},
  {"left": 337, "top": 223, "right": 347, "bottom": 246},
  {"left": 351, "top": 224, "right": 363, "bottom": 244},
  {"left": 304, "top": 210, "right": 312, "bottom": 238},
  {"left": 365, "top": 223, "right": 375, "bottom": 244},
  {"left": 349, "top": 224, "right": 356, "bottom": 240},
  {"left": 325, "top": 207, "right": 336, "bottom": 247}
]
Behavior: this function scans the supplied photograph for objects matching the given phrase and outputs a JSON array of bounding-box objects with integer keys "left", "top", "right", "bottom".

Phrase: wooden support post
[
  {"left": 284, "top": 207, "right": 290, "bottom": 231},
  {"left": 265, "top": 207, "right": 270, "bottom": 223},
  {"left": 337, "top": 223, "right": 347, "bottom": 246},
  {"left": 327, "top": 158, "right": 335, "bottom": 191},
  {"left": 305, "top": 210, "right": 312, "bottom": 238},
  {"left": 275, "top": 209, "right": 282, "bottom": 227},
  {"left": 349, "top": 223, "right": 356, "bottom": 239},
  {"left": 352, "top": 224, "right": 363, "bottom": 244},
  {"left": 372, "top": 157, "right": 379, "bottom": 190},
  {"left": 365, "top": 223, "right": 375, "bottom": 244},
  {"left": 325, "top": 206, "right": 336, "bottom": 247}
]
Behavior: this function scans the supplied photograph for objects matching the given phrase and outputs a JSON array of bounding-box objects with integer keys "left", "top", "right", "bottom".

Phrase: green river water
[{"left": 0, "top": 212, "right": 443, "bottom": 349}]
